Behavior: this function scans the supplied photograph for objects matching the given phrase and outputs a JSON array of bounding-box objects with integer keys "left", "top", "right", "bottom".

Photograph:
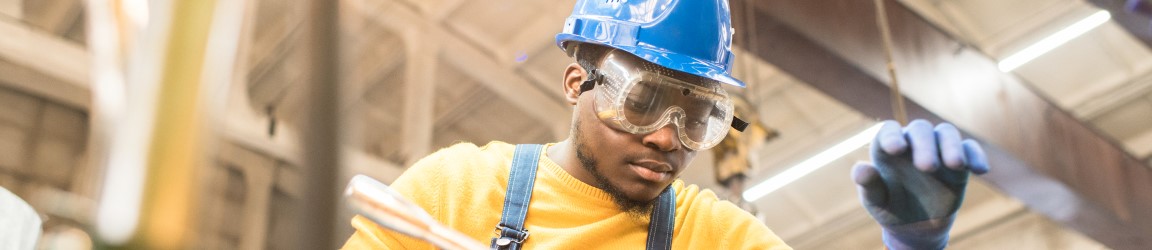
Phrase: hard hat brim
[{"left": 557, "top": 34, "right": 746, "bottom": 88}]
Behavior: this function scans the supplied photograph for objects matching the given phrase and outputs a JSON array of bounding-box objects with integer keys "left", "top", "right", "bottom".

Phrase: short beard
[{"left": 573, "top": 117, "right": 655, "bottom": 220}]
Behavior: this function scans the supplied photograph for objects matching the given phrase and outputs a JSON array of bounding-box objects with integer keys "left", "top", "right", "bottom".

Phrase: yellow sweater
[{"left": 342, "top": 142, "right": 791, "bottom": 249}]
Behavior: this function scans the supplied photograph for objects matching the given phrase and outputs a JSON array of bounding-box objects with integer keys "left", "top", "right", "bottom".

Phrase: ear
[{"left": 561, "top": 63, "right": 586, "bottom": 105}]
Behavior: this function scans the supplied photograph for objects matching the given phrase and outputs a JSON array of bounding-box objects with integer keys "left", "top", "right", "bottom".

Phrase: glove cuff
[{"left": 880, "top": 214, "right": 954, "bottom": 250}]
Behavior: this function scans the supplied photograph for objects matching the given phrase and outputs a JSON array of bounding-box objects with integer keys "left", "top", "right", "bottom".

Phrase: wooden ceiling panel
[
  {"left": 756, "top": 188, "right": 819, "bottom": 240},
  {"left": 0, "top": 0, "right": 19, "bottom": 19},
  {"left": 359, "top": 65, "right": 405, "bottom": 123},
  {"left": 432, "top": 94, "right": 553, "bottom": 148},
  {"left": 247, "top": 41, "right": 306, "bottom": 121},
  {"left": 1091, "top": 98, "right": 1152, "bottom": 139},
  {"left": 519, "top": 43, "right": 572, "bottom": 103},
  {"left": 249, "top": 0, "right": 301, "bottom": 69},
  {"left": 948, "top": 212, "right": 1108, "bottom": 249},
  {"left": 246, "top": 0, "right": 306, "bottom": 119},
  {"left": 785, "top": 149, "right": 870, "bottom": 219},
  {"left": 444, "top": 0, "right": 542, "bottom": 57},
  {"left": 341, "top": 14, "right": 404, "bottom": 107},
  {"left": 358, "top": 65, "right": 406, "bottom": 161},
  {"left": 431, "top": 62, "right": 484, "bottom": 126},
  {"left": 1013, "top": 27, "right": 1138, "bottom": 107},
  {"left": 358, "top": 106, "right": 404, "bottom": 162},
  {"left": 938, "top": 0, "right": 1077, "bottom": 49}
]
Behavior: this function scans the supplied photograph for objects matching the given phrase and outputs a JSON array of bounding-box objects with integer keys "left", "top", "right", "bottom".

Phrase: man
[{"left": 343, "top": 0, "right": 989, "bottom": 249}]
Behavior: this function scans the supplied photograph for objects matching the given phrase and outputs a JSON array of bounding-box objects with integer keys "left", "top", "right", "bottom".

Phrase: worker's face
[{"left": 570, "top": 70, "right": 698, "bottom": 215}]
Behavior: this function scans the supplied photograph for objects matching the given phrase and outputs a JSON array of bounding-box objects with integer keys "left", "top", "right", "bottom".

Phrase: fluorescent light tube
[
  {"left": 998, "top": 10, "right": 1111, "bottom": 72},
  {"left": 742, "top": 123, "right": 883, "bottom": 201}
]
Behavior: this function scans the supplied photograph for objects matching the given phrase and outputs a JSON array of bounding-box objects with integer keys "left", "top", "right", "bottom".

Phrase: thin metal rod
[
  {"left": 874, "top": 0, "right": 908, "bottom": 125},
  {"left": 345, "top": 175, "right": 487, "bottom": 250}
]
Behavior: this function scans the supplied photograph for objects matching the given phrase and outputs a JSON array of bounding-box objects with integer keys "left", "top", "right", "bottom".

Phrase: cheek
[
  {"left": 676, "top": 151, "right": 698, "bottom": 173},
  {"left": 576, "top": 103, "right": 629, "bottom": 162}
]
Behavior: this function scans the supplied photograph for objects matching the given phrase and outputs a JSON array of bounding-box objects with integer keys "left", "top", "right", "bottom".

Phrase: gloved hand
[{"left": 852, "top": 120, "right": 989, "bottom": 250}]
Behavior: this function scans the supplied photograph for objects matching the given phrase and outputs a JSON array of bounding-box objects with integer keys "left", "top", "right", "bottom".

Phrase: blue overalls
[{"left": 490, "top": 144, "right": 676, "bottom": 250}]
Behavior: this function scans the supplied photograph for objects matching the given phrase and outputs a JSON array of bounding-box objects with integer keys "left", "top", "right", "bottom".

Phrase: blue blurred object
[{"left": 555, "top": 0, "right": 744, "bottom": 87}]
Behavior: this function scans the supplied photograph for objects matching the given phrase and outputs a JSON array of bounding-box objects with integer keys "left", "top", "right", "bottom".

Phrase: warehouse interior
[{"left": 0, "top": 0, "right": 1149, "bottom": 249}]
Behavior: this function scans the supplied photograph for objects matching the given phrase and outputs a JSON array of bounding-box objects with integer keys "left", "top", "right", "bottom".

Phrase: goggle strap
[
  {"left": 579, "top": 80, "right": 595, "bottom": 94},
  {"left": 578, "top": 69, "right": 600, "bottom": 94},
  {"left": 731, "top": 117, "right": 749, "bottom": 132}
]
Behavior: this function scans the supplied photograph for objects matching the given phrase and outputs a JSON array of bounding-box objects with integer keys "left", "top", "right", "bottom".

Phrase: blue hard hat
[{"left": 556, "top": 0, "right": 744, "bottom": 88}]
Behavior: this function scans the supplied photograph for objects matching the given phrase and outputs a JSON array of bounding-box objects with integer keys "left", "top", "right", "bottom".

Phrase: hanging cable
[{"left": 874, "top": 0, "right": 909, "bottom": 125}]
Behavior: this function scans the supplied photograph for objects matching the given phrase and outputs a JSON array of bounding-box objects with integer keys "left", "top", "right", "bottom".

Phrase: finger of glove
[
  {"left": 875, "top": 120, "right": 908, "bottom": 155},
  {"left": 904, "top": 120, "right": 940, "bottom": 172},
  {"left": 852, "top": 161, "right": 888, "bottom": 207},
  {"left": 935, "top": 123, "right": 966, "bottom": 171},
  {"left": 963, "top": 139, "right": 990, "bottom": 174}
]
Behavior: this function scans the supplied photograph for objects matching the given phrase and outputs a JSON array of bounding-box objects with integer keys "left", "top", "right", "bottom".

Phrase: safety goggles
[{"left": 580, "top": 50, "right": 748, "bottom": 151}]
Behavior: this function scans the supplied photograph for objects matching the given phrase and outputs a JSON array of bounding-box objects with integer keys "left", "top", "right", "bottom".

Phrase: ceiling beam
[
  {"left": 733, "top": 0, "right": 1152, "bottom": 248},
  {"left": 0, "top": 17, "right": 89, "bottom": 108},
  {"left": 22, "top": 0, "right": 82, "bottom": 35}
]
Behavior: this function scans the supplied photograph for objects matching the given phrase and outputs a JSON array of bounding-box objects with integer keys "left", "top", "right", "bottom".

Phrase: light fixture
[
  {"left": 742, "top": 123, "right": 883, "bottom": 201},
  {"left": 998, "top": 10, "right": 1111, "bottom": 72}
]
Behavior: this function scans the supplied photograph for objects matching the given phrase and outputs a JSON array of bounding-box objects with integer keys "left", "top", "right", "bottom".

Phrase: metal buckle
[{"left": 492, "top": 225, "right": 530, "bottom": 245}]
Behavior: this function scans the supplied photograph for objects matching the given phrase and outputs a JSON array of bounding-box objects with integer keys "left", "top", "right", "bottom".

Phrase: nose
[{"left": 642, "top": 123, "right": 683, "bottom": 152}]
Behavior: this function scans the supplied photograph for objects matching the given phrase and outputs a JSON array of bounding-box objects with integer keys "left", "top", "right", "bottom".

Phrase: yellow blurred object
[
  {"left": 133, "top": 0, "right": 216, "bottom": 247},
  {"left": 711, "top": 94, "right": 777, "bottom": 185},
  {"left": 710, "top": 94, "right": 777, "bottom": 213},
  {"left": 88, "top": 0, "right": 220, "bottom": 248}
]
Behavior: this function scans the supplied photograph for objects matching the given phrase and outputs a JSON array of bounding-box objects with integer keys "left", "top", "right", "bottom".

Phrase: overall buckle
[{"left": 492, "top": 225, "right": 530, "bottom": 246}]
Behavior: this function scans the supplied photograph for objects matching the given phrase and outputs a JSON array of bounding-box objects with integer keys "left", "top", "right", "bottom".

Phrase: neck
[{"left": 547, "top": 139, "right": 598, "bottom": 187}]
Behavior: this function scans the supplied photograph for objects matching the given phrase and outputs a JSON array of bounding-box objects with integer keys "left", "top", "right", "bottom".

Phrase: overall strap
[
  {"left": 492, "top": 144, "right": 676, "bottom": 250},
  {"left": 491, "top": 144, "right": 544, "bottom": 250},
  {"left": 646, "top": 187, "right": 676, "bottom": 250}
]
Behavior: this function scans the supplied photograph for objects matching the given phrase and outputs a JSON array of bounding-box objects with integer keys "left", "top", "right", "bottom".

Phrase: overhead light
[
  {"left": 742, "top": 123, "right": 883, "bottom": 201},
  {"left": 998, "top": 10, "right": 1111, "bottom": 72}
]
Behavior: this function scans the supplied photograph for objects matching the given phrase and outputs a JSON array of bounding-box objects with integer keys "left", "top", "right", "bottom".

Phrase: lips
[{"left": 630, "top": 160, "right": 674, "bottom": 183}]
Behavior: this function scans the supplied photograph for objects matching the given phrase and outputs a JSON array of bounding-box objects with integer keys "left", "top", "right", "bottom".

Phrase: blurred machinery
[{"left": 710, "top": 93, "right": 778, "bottom": 214}]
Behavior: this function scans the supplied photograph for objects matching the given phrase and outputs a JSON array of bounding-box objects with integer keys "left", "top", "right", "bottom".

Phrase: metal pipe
[{"left": 296, "top": 0, "right": 342, "bottom": 248}]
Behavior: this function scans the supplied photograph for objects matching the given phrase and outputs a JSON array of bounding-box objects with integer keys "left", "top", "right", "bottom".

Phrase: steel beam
[{"left": 733, "top": 0, "right": 1152, "bottom": 248}]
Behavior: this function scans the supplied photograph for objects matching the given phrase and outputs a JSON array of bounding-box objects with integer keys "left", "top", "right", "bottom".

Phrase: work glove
[{"left": 852, "top": 120, "right": 990, "bottom": 250}]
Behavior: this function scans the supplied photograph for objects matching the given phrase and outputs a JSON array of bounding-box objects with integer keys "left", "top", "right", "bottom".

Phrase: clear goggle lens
[{"left": 590, "top": 51, "right": 734, "bottom": 151}]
